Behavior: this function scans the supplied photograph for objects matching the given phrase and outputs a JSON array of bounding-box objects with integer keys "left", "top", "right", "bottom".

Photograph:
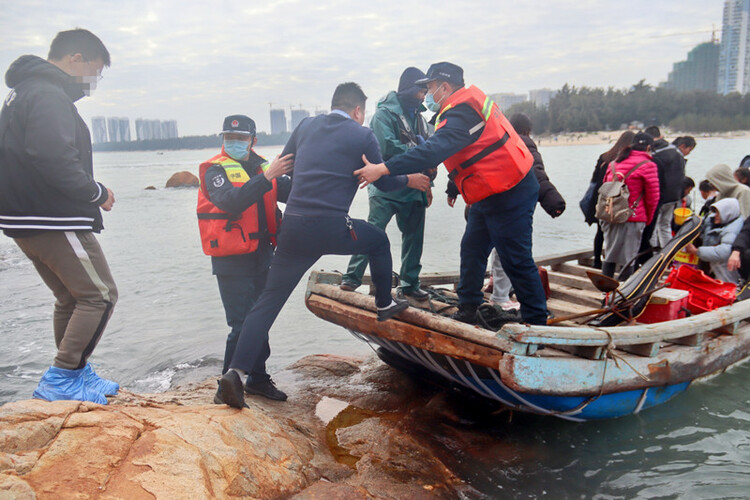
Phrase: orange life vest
[
  {"left": 196, "top": 152, "right": 279, "bottom": 257},
  {"left": 436, "top": 85, "right": 533, "bottom": 204}
]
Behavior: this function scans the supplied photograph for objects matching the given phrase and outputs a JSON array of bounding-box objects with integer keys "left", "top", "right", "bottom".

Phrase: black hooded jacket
[
  {"left": 0, "top": 55, "right": 109, "bottom": 237},
  {"left": 651, "top": 138, "right": 685, "bottom": 204}
]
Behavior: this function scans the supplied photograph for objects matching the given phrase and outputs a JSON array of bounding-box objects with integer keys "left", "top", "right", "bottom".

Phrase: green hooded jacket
[{"left": 367, "top": 91, "right": 431, "bottom": 203}]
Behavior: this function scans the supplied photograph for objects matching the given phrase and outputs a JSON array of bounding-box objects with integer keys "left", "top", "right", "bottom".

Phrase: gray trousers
[
  {"left": 489, "top": 248, "right": 512, "bottom": 303},
  {"left": 650, "top": 202, "right": 679, "bottom": 249},
  {"left": 15, "top": 231, "right": 117, "bottom": 370}
]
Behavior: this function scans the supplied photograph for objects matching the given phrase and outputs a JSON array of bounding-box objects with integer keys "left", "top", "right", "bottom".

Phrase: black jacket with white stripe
[{"left": 0, "top": 55, "right": 109, "bottom": 237}]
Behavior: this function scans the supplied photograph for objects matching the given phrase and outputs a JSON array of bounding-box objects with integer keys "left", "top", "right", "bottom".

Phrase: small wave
[{"left": 129, "top": 358, "right": 215, "bottom": 393}]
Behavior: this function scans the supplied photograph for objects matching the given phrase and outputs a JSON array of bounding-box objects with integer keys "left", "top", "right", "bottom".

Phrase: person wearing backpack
[{"left": 598, "top": 132, "right": 659, "bottom": 280}]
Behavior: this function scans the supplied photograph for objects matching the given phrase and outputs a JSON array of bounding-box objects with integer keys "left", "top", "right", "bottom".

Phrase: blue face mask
[
  {"left": 424, "top": 92, "right": 440, "bottom": 112},
  {"left": 425, "top": 85, "right": 447, "bottom": 113},
  {"left": 224, "top": 139, "right": 250, "bottom": 160}
]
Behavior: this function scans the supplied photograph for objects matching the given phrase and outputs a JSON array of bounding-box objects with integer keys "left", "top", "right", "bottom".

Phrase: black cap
[
  {"left": 221, "top": 115, "right": 256, "bottom": 136},
  {"left": 398, "top": 67, "right": 428, "bottom": 92},
  {"left": 634, "top": 132, "right": 654, "bottom": 148},
  {"left": 415, "top": 62, "right": 464, "bottom": 87}
]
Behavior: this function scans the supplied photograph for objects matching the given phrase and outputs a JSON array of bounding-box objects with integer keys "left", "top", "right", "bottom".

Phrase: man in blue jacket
[
  {"left": 0, "top": 29, "right": 119, "bottom": 404},
  {"left": 219, "top": 83, "right": 415, "bottom": 407}
]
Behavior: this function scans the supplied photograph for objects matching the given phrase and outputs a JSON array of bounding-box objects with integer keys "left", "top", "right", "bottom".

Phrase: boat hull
[{"left": 352, "top": 329, "right": 691, "bottom": 421}]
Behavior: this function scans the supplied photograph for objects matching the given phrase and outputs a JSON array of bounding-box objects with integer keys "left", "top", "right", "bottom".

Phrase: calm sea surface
[{"left": 2, "top": 138, "right": 750, "bottom": 497}]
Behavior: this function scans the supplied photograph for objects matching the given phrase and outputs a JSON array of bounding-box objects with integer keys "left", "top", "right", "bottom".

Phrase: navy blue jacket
[
  {"left": 281, "top": 112, "right": 408, "bottom": 217},
  {"left": 204, "top": 150, "right": 292, "bottom": 276}
]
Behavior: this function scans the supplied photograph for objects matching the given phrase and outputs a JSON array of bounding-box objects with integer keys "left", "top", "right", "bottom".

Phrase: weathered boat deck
[{"left": 305, "top": 249, "right": 750, "bottom": 397}]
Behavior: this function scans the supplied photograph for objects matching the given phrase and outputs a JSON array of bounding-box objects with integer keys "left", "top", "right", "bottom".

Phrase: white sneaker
[{"left": 497, "top": 300, "right": 520, "bottom": 311}]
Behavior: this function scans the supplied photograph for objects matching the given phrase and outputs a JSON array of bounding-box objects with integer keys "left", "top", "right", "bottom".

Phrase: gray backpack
[{"left": 595, "top": 160, "right": 647, "bottom": 224}]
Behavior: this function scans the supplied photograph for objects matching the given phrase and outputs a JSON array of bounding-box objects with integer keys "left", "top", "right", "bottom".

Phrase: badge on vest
[{"left": 212, "top": 176, "right": 225, "bottom": 188}]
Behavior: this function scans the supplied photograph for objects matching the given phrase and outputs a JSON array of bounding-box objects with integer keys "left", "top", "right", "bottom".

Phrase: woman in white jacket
[{"left": 685, "top": 197, "right": 744, "bottom": 283}]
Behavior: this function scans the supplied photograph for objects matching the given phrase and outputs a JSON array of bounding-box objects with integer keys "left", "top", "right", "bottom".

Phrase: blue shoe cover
[
  {"left": 32, "top": 366, "right": 107, "bottom": 405},
  {"left": 83, "top": 363, "right": 119, "bottom": 395}
]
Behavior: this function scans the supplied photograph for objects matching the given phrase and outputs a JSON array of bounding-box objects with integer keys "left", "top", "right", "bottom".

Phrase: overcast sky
[{"left": 0, "top": 1, "right": 722, "bottom": 136}]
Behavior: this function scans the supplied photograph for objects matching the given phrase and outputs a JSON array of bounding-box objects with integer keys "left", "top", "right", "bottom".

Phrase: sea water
[{"left": 2, "top": 138, "right": 749, "bottom": 497}]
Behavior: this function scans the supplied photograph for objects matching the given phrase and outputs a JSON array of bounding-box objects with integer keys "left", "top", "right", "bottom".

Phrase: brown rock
[
  {"left": 0, "top": 354, "right": 487, "bottom": 499},
  {"left": 165, "top": 171, "right": 199, "bottom": 188}
]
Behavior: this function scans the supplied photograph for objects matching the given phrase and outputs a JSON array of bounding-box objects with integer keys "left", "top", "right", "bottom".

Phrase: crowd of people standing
[
  {"left": 585, "top": 125, "right": 750, "bottom": 293},
  {"left": 6, "top": 27, "right": 750, "bottom": 410}
]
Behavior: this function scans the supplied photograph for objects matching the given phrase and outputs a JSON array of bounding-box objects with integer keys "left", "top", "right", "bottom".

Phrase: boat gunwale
[{"left": 307, "top": 269, "right": 750, "bottom": 350}]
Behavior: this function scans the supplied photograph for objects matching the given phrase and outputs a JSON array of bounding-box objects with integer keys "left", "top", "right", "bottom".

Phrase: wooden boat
[{"left": 304, "top": 229, "right": 750, "bottom": 421}]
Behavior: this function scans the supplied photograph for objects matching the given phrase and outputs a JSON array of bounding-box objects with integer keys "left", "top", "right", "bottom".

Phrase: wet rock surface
[
  {"left": 0, "top": 354, "right": 514, "bottom": 499},
  {"left": 165, "top": 171, "right": 199, "bottom": 188}
]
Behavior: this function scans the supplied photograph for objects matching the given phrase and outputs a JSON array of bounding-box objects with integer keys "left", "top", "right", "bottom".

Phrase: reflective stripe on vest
[
  {"left": 436, "top": 86, "right": 533, "bottom": 204},
  {"left": 196, "top": 152, "right": 279, "bottom": 257}
]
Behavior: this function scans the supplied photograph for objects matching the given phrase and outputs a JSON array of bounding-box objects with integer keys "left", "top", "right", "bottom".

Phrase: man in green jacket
[{"left": 341, "top": 67, "right": 433, "bottom": 299}]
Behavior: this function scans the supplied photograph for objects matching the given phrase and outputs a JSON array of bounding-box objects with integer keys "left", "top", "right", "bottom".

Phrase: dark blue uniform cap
[
  {"left": 415, "top": 62, "right": 464, "bottom": 87},
  {"left": 221, "top": 115, "right": 256, "bottom": 136}
]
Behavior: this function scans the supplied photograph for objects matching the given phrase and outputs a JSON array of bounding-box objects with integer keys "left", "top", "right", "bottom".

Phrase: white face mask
[{"left": 81, "top": 75, "right": 98, "bottom": 96}]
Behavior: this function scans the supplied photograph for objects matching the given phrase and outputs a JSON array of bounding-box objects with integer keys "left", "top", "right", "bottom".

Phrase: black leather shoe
[
  {"left": 339, "top": 281, "right": 359, "bottom": 292},
  {"left": 451, "top": 305, "right": 478, "bottom": 324},
  {"left": 213, "top": 380, "right": 223, "bottom": 404},
  {"left": 377, "top": 298, "right": 409, "bottom": 322},
  {"left": 245, "top": 377, "right": 287, "bottom": 401},
  {"left": 220, "top": 371, "right": 247, "bottom": 409},
  {"left": 403, "top": 287, "right": 429, "bottom": 300}
]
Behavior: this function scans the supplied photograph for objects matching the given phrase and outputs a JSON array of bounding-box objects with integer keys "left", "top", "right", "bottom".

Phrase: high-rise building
[
  {"left": 135, "top": 118, "right": 176, "bottom": 140},
  {"left": 290, "top": 109, "right": 310, "bottom": 131},
  {"left": 270, "top": 109, "right": 287, "bottom": 135},
  {"left": 161, "top": 120, "right": 178, "bottom": 139},
  {"left": 106, "top": 117, "right": 130, "bottom": 142},
  {"left": 91, "top": 116, "right": 108, "bottom": 144},
  {"left": 135, "top": 118, "right": 147, "bottom": 141},
  {"left": 107, "top": 117, "right": 121, "bottom": 142},
  {"left": 118, "top": 118, "right": 131, "bottom": 142},
  {"left": 719, "top": 0, "right": 750, "bottom": 94},
  {"left": 488, "top": 93, "right": 527, "bottom": 111},
  {"left": 529, "top": 89, "right": 557, "bottom": 108},
  {"left": 662, "top": 42, "right": 720, "bottom": 92}
]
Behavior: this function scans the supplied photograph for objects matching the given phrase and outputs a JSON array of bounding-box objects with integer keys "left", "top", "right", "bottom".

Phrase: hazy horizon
[{"left": 1, "top": 1, "right": 722, "bottom": 136}]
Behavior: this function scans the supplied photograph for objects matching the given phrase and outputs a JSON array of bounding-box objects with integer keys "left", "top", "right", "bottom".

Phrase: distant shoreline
[
  {"left": 93, "top": 129, "right": 750, "bottom": 153},
  {"left": 92, "top": 131, "right": 292, "bottom": 153}
]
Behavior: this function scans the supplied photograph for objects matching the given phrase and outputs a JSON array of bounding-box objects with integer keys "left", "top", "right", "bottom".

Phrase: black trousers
[{"left": 229, "top": 214, "right": 393, "bottom": 377}]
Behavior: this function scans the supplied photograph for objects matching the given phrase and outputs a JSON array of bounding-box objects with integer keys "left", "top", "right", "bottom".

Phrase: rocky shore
[{"left": 0, "top": 354, "right": 511, "bottom": 499}]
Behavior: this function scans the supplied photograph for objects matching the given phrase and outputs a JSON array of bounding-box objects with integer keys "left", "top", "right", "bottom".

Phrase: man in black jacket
[
  {"left": 0, "top": 29, "right": 119, "bottom": 404},
  {"left": 643, "top": 128, "right": 695, "bottom": 256}
]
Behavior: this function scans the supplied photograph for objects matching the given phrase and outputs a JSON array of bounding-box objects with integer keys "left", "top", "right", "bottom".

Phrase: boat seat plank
[
  {"left": 547, "top": 271, "right": 598, "bottom": 291},
  {"left": 547, "top": 297, "right": 593, "bottom": 316},
  {"left": 534, "top": 249, "right": 594, "bottom": 267},
  {"left": 551, "top": 262, "right": 596, "bottom": 278},
  {"left": 549, "top": 284, "right": 602, "bottom": 308}
]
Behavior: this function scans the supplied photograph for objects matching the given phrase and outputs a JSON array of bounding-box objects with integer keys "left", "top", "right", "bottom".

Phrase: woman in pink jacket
[{"left": 600, "top": 132, "right": 660, "bottom": 281}]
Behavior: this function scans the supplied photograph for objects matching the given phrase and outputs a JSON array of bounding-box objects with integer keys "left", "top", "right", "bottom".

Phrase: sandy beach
[{"left": 535, "top": 129, "right": 750, "bottom": 147}]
